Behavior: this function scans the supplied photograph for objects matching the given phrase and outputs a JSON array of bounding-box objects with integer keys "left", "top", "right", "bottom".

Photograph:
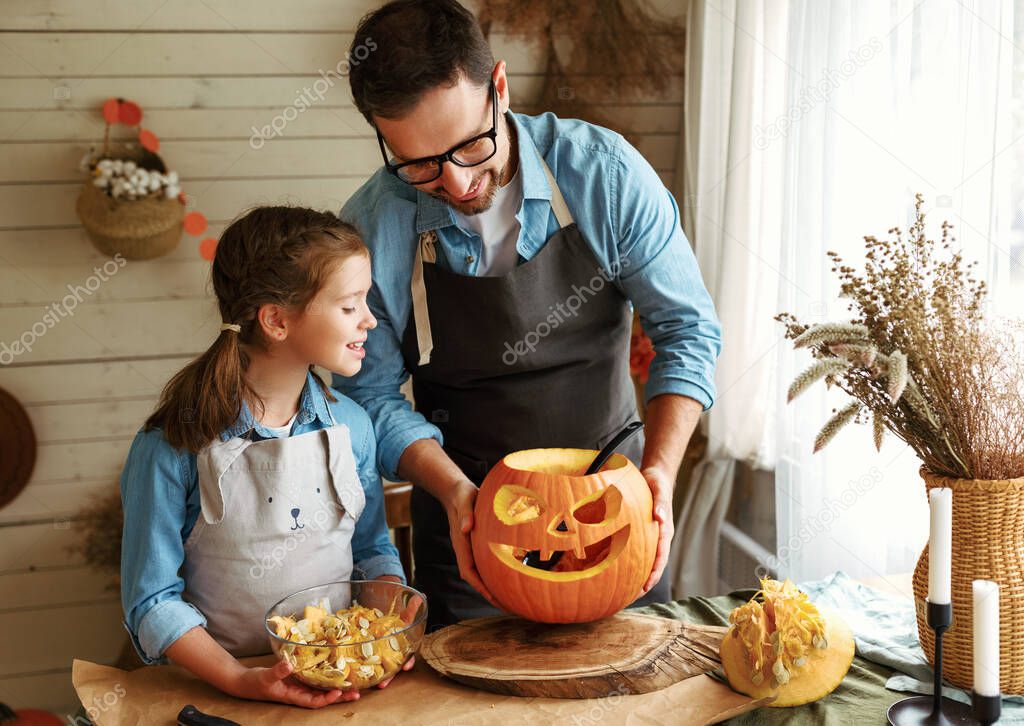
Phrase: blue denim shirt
[
  {"left": 119, "top": 371, "right": 405, "bottom": 664},
  {"left": 334, "top": 111, "right": 722, "bottom": 481}
]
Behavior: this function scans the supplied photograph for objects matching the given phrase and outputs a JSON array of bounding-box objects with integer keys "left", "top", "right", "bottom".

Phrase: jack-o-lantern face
[{"left": 471, "top": 448, "right": 658, "bottom": 623}]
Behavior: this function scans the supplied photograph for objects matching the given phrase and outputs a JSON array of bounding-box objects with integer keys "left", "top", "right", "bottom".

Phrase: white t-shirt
[
  {"left": 453, "top": 167, "right": 523, "bottom": 276},
  {"left": 263, "top": 411, "right": 298, "bottom": 438}
]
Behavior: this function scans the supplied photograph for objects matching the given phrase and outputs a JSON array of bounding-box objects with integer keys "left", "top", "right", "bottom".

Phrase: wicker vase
[{"left": 911, "top": 467, "right": 1024, "bottom": 693}]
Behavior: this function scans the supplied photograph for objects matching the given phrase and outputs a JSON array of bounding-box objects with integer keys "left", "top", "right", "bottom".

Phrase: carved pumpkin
[
  {"left": 470, "top": 448, "right": 658, "bottom": 623},
  {"left": 719, "top": 579, "right": 855, "bottom": 707}
]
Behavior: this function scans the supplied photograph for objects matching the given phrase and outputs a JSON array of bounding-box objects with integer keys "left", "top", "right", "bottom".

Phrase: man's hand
[
  {"left": 641, "top": 465, "right": 675, "bottom": 593},
  {"left": 397, "top": 439, "right": 503, "bottom": 607},
  {"left": 442, "top": 478, "right": 500, "bottom": 607},
  {"left": 638, "top": 394, "right": 704, "bottom": 595}
]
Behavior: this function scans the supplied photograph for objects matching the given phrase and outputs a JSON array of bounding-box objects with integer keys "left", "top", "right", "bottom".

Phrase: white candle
[
  {"left": 927, "top": 488, "right": 952, "bottom": 604},
  {"left": 973, "top": 580, "right": 1000, "bottom": 696}
]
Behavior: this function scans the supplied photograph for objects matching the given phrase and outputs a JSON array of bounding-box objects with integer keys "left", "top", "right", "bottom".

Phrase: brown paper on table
[{"left": 73, "top": 655, "right": 769, "bottom": 725}]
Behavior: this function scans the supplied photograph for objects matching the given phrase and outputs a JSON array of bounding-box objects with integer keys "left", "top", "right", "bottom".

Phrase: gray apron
[
  {"left": 183, "top": 410, "right": 366, "bottom": 656},
  {"left": 401, "top": 159, "right": 669, "bottom": 630}
]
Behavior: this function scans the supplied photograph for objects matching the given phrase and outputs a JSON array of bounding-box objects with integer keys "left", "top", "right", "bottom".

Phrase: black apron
[{"left": 400, "top": 158, "right": 670, "bottom": 630}]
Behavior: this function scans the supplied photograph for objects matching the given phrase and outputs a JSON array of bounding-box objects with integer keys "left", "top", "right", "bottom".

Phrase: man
[{"left": 334, "top": 0, "right": 721, "bottom": 630}]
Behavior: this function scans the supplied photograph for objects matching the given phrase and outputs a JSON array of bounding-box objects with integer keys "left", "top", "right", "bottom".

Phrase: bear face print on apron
[
  {"left": 182, "top": 408, "right": 366, "bottom": 656},
  {"left": 401, "top": 158, "right": 667, "bottom": 629}
]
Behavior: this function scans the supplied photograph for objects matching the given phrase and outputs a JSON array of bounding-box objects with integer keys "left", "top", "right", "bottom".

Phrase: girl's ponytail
[
  {"left": 145, "top": 322, "right": 260, "bottom": 453},
  {"left": 143, "top": 206, "right": 366, "bottom": 453}
]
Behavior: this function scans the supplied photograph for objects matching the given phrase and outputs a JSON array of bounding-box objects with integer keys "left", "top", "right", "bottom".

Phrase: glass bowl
[{"left": 265, "top": 580, "right": 427, "bottom": 692}]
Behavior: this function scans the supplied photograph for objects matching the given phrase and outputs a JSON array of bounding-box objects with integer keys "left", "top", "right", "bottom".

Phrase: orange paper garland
[
  {"left": 118, "top": 101, "right": 142, "bottom": 126},
  {"left": 102, "top": 98, "right": 120, "bottom": 124},
  {"left": 199, "top": 238, "right": 218, "bottom": 261},
  {"left": 138, "top": 129, "right": 160, "bottom": 152},
  {"left": 183, "top": 212, "right": 207, "bottom": 236}
]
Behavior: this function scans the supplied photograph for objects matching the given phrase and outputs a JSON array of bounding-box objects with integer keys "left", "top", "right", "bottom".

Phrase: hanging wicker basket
[
  {"left": 912, "top": 467, "right": 1024, "bottom": 693},
  {"left": 75, "top": 143, "right": 184, "bottom": 260}
]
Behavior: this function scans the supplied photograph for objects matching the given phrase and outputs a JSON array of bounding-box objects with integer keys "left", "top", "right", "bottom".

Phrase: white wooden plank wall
[{"left": 0, "top": 0, "right": 684, "bottom": 713}]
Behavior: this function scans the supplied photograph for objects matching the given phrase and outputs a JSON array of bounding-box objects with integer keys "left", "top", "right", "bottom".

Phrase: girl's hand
[
  {"left": 377, "top": 654, "right": 416, "bottom": 689},
  {"left": 228, "top": 659, "right": 359, "bottom": 708}
]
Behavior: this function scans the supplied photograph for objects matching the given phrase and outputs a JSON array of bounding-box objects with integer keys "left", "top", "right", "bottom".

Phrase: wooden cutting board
[{"left": 421, "top": 612, "right": 731, "bottom": 698}]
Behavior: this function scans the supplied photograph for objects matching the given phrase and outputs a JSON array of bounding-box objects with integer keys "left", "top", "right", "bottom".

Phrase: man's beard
[{"left": 430, "top": 162, "right": 507, "bottom": 216}]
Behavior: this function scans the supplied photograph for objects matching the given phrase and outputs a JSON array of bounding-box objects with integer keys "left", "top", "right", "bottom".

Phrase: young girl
[{"left": 119, "top": 206, "right": 411, "bottom": 708}]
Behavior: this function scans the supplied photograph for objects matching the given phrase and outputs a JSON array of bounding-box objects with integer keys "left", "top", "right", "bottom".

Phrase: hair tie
[{"left": 219, "top": 323, "right": 241, "bottom": 333}]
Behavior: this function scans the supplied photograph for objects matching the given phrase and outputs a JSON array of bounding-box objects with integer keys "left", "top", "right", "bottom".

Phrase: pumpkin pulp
[{"left": 719, "top": 579, "right": 855, "bottom": 707}]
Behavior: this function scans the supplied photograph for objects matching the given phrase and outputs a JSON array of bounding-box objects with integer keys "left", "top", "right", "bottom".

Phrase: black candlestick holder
[
  {"left": 972, "top": 692, "right": 1001, "bottom": 725},
  {"left": 887, "top": 601, "right": 974, "bottom": 725}
]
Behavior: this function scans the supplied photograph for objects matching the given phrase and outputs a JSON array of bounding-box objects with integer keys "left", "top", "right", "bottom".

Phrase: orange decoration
[
  {"left": 183, "top": 212, "right": 208, "bottom": 236},
  {"left": 0, "top": 703, "right": 64, "bottom": 725},
  {"left": 629, "top": 328, "right": 655, "bottom": 384},
  {"left": 138, "top": 129, "right": 160, "bottom": 152},
  {"left": 102, "top": 98, "right": 120, "bottom": 124},
  {"left": 199, "top": 237, "right": 218, "bottom": 261},
  {"left": 118, "top": 100, "right": 142, "bottom": 126}
]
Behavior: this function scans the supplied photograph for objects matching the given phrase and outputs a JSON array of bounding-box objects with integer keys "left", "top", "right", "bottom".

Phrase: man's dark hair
[{"left": 348, "top": 0, "right": 495, "bottom": 123}]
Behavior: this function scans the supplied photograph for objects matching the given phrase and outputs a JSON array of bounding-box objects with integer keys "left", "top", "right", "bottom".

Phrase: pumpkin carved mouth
[{"left": 489, "top": 524, "right": 631, "bottom": 582}]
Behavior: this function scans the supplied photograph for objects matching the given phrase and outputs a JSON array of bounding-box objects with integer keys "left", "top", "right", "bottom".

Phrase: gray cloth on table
[{"left": 800, "top": 571, "right": 1024, "bottom": 722}]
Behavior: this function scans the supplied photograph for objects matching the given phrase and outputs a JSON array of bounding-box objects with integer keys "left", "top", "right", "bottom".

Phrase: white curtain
[
  {"left": 673, "top": 0, "right": 1017, "bottom": 594},
  {"left": 669, "top": 0, "right": 788, "bottom": 597},
  {"left": 776, "top": 0, "right": 1015, "bottom": 584}
]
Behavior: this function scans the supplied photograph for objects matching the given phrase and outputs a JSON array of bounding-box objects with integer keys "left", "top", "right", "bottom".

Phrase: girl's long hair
[{"left": 145, "top": 206, "right": 368, "bottom": 452}]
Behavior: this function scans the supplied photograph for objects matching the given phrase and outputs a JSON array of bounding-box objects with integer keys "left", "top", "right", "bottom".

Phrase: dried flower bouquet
[{"left": 777, "top": 194, "right": 1024, "bottom": 481}]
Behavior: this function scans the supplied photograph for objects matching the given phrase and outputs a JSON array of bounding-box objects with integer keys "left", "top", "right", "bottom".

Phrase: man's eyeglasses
[{"left": 376, "top": 81, "right": 498, "bottom": 185}]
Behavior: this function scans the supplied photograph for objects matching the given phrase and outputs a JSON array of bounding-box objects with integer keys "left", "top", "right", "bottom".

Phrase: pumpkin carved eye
[
  {"left": 493, "top": 485, "right": 546, "bottom": 524},
  {"left": 571, "top": 485, "right": 622, "bottom": 526}
]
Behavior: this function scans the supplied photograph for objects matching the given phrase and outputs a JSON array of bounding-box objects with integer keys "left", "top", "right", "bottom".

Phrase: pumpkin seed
[
  {"left": 772, "top": 660, "right": 791, "bottom": 684},
  {"left": 360, "top": 642, "right": 374, "bottom": 658},
  {"left": 751, "top": 671, "right": 764, "bottom": 685}
]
